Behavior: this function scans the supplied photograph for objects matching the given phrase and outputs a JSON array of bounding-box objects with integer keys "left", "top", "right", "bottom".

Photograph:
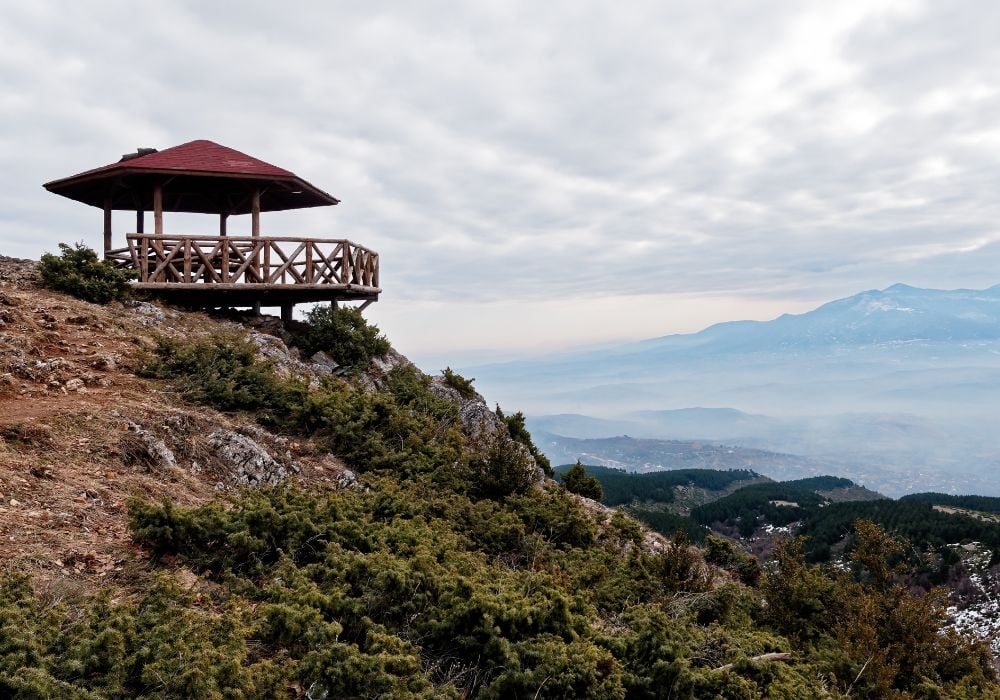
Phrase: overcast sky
[{"left": 3, "top": 1, "right": 1000, "bottom": 366}]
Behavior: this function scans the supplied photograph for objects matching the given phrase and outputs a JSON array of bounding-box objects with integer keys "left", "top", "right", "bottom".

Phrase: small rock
[
  {"left": 356, "top": 348, "right": 413, "bottom": 393},
  {"left": 123, "top": 300, "right": 168, "bottom": 326},
  {"left": 249, "top": 332, "right": 323, "bottom": 387},
  {"left": 332, "top": 465, "right": 361, "bottom": 490},
  {"left": 65, "top": 378, "right": 84, "bottom": 392},
  {"left": 309, "top": 350, "right": 344, "bottom": 376},
  {"left": 208, "top": 430, "right": 289, "bottom": 487},
  {"left": 92, "top": 354, "right": 117, "bottom": 371},
  {"left": 120, "top": 421, "right": 177, "bottom": 469}
]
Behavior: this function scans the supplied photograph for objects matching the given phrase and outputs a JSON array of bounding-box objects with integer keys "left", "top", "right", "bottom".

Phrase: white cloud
[{"left": 2, "top": 1, "right": 1000, "bottom": 357}]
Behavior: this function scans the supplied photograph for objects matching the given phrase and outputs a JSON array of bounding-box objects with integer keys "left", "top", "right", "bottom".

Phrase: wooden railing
[{"left": 107, "top": 234, "right": 379, "bottom": 289}]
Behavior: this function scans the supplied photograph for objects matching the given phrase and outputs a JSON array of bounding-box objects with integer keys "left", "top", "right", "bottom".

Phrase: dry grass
[{"left": 0, "top": 276, "right": 348, "bottom": 592}]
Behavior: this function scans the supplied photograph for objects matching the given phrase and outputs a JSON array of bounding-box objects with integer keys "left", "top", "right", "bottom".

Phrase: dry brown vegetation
[{"left": 0, "top": 257, "right": 348, "bottom": 591}]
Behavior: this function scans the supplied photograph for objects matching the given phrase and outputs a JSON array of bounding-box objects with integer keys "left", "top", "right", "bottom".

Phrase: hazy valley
[{"left": 465, "top": 284, "right": 1000, "bottom": 496}]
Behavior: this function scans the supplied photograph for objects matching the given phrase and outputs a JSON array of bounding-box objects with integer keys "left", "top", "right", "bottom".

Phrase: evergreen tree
[{"left": 561, "top": 460, "right": 604, "bottom": 500}]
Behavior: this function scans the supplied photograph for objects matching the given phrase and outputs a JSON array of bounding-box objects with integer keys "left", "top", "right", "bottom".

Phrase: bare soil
[{"left": 0, "top": 263, "right": 346, "bottom": 591}]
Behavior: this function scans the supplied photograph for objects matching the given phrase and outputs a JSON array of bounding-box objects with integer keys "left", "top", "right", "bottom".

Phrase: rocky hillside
[
  {"left": 0, "top": 255, "right": 542, "bottom": 586},
  {"left": 0, "top": 257, "right": 329, "bottom": 583},
  {"left": 1, "top": 253, "right": 998, "bottom": 698}
]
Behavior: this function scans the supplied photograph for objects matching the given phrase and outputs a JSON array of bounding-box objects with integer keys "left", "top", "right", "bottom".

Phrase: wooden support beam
[
  {"left": 357, "top": 299, "right": 374, "bottom": 313},
  {"left": 250, "top": 190, "right": 261, "bottom": 293},
  {"left": 251, "top": 190, "right": 260, "bottom": 237},
  {"left": 102, "top": 197, "right": 112, "bottom": 258},
  {"left": 136, "top": 209, "right": 144, "bottom": 234},
  {"left": 153, "top": 184, "right": 163, "bottom": 236},
  {"left": 281, "top": 304, "right": 294, "bottom": 322},
  {"left": 183, "top": 238, "right": 192, "bottom": 282},
  {"left": 139, "top": 236, "right": 149, "bottom": 282},
  {"left": 221, "top": 240, "right": 230, "bottom": 282},
  {"left": 219, "top": 213, "right": 228, "bottom": 237}
]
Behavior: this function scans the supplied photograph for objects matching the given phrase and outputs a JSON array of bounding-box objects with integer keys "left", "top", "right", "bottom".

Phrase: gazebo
[{"left": 43, "top": 140, "right": 380, "bottom": 320}]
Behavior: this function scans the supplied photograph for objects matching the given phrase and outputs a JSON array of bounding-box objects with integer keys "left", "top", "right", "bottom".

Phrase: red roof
[
  {"left": 43, "top": 140, "right": 339, "bottom": 213},
  {"left": 61, "top": 140, "right": 297, "bottom": 180}
]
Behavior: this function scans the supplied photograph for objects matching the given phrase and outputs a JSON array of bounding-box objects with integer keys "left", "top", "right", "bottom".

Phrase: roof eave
[{"left": 44, "top": 168, "right": 339, "bottom": 208}]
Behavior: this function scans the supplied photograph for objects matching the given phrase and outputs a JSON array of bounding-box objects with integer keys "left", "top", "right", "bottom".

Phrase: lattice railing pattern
[{"left": 107, "top": 235, "right": 379, "bottom": 289}]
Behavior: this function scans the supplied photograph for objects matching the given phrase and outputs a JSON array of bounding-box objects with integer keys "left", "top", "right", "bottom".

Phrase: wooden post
[
  {"left": 103, "top": 197, "right": 112, "bottom": 259},
  {"left": 251, "top": 189, "right": 261, "bottom": 314},
  {"left": 183, "top": 238, "right": 192, "bottom": 282},
  {"left": 342, "top": 241, "right": 351, "bottom": 285},
  {"left": 152, "top": 183, "right": 164, "bottom": 265},
  {"left": 136, "top": 209, "right": 144, "bottom": 234},
  {"left": 251, "top": 189, "right": 260, "bottom": 237},
  {"left": 281, "top": 304, "right": 293, "bottom": 323},
  {"left": 139, "top": 236, "right": 149, "bottom": 281},
  {"left": 217, "top": 214, "right": 228, "bottom": 285},
  {"left": 153, "top": 184, "right": 163, "bottom": 236}
]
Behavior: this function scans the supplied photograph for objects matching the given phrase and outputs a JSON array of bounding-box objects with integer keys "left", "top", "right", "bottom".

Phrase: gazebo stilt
[
  {"left": 281, "top": 304, "right": 294, "bottom": 322},
  {"left": 103, "top": 197, "right": 112, "bottom": 259},
  {"left": 250, "top": 190, "right": 261, "bottom": 316}
]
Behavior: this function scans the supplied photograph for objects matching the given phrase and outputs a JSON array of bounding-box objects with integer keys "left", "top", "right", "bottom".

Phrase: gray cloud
[{"left": 3, "top": 1, "right": 1000, "bottom": 355}]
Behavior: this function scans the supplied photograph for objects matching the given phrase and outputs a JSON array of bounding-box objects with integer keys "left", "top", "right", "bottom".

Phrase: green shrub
[
  {"left": 442, "top": 367, "right": 476, "bottom": 398},
  {"left": 508, "top": 483, "right": 597, "bottom": 550},
  {"left": 561, "top": 461, "right": 604, "bottom": 500},
  {"left": 0, "top": 571, "right": 289, "bottom": 698},
  {"left": 293, "top": 375, "right": 466, "bottom": 478},
  {"left": 138, "top": 333, "right": 306, "bottom": 416},
  {"left": 704, "top": 534, "right": 762, "bottom": 586},
  {"left": 139, "top": 335, "right": 467, "bottom": 480},
  {"left": 39, "top": 242, "right": 133, "bottom": 304},
  {"left": 469, "top": 431, "right": 539, "bottom": 501},
  {"left": 294, "top": 303, "right": 390, "bottom": 371},
  {"left": 497, "top": 406, "right": 553, "bottom": 477},
  {"left": 482, "top": 637, "right": 625, "bottom": 699},
  {"left": 120, "top": 485, "right": 1000, "bottom": 699}
]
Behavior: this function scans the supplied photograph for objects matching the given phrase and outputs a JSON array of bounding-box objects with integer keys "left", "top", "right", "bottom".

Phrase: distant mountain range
[
  {"left": 464, "top": 285, "right": 1000, "bottom": 496},
  {"left": 633, "top": 283, "right": 1000, "bottom": 353}
]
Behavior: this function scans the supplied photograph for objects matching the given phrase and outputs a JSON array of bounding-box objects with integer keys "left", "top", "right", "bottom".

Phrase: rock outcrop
[
  {"left": 355, "top": 347, "right": 414, "bottom": 393},
  {"left": 120, "top": 420, "right": 178, "bottom": 470},
  {"left": 427, "top": 375, "right": 546, "bottom": 487},
  {"left": 207, "top": 430, "right": 294, "bottom": 488}
]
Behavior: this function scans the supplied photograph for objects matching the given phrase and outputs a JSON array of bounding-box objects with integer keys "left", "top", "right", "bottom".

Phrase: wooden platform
[{"left": 107, "top": 234, "right": 380, "bottom": 308}]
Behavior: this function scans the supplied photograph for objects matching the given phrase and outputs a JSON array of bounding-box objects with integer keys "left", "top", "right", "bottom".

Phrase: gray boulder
[{"left": 208, "top": 430, "right": 290, "bottom": 487}]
